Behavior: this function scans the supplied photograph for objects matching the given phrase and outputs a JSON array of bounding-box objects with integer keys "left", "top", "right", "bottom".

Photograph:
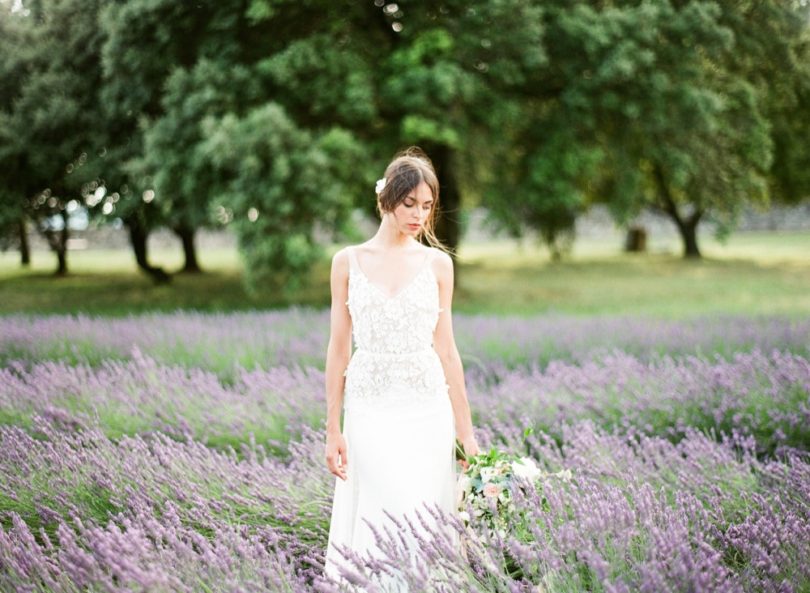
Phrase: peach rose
[{"left": 483, "top": 483, "right": 501, "bottom": 498}]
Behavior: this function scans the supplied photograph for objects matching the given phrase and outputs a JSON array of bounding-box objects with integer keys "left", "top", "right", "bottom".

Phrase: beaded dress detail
[{"left": 342, "top": 245, "right": 449, "bottom": 410}]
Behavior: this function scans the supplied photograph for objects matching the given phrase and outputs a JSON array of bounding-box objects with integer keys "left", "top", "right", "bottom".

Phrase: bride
[{"left": 322, "top": 146, "right": 480, "bottom": 590}]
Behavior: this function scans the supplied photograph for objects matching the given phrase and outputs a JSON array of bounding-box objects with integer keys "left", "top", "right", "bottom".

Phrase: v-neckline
[{"left": 352, "top": 247, "right": 432, "bottom": 301}]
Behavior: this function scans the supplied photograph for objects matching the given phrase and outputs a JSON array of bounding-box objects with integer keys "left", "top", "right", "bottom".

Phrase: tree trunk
[
  {"left": 680, "top": 217, "right": 702, "bottom": 258},
  {"left": 624, "top": 226, "right": 647, "bottom": 252},
  {"left": 55, "top": 246, "right": 67, "bottom": 274},
  {"left": 173, "top": 224, "right": 202, "bottom": 273},
  {"left": 18, "top": 217, "right": 30, "bottom": 266},
  {"left": 126, "top": 215, "right": 171, "bottom": 284},
  {"left": 43, "top": 210, "right": 69, "bottom": 276},
  {"left": 653, "top": 164, "right": 703, "bottom": 259},
  {"left": 422, "top": 142, "right": 461, "bottom": 281},
  {"left": 666, "top": 207, "right": 703, "bottom": 258}
]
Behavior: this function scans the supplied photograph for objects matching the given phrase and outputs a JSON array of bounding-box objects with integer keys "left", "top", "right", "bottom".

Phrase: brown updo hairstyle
[{"left": 375, "top": 146, "right": 454, "bottom": 256}]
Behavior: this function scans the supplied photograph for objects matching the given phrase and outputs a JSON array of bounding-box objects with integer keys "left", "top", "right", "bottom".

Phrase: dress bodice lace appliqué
[{"left": 342, "top": 246, "right": 449, "bottom": 410}]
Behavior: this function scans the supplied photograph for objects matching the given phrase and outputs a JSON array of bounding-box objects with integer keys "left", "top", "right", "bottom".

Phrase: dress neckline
[{"left": 351, "top": 246, "right": 433, "bottom": 301}]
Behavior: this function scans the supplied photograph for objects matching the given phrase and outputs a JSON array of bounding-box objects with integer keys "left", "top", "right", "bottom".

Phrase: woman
[{"left": 322, "top": 146, "right": 480, "bottom": 589}]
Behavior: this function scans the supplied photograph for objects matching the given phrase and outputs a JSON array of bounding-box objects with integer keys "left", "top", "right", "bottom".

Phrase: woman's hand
[
  {"left": 458, "top": 434, "right": 480, "bottom": 471},
  {"left": 325, "top": 432, "right": 348, "bottom": 481}
]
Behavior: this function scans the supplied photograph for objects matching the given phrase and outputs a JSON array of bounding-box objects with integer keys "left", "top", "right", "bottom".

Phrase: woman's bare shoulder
[
  {"left": 429, "top": 246, "right": 452, "bottom": 264},
  {"left": 429, "top": 247, "right": 453, "bottom": 281},
  {"left": 331, "top": 246, "right": 352, "bottom": 271}
]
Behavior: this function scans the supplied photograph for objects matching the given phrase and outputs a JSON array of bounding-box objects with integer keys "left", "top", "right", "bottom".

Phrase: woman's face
[{"left": 390, "top": 180, "right": 433, "bottom": 236}]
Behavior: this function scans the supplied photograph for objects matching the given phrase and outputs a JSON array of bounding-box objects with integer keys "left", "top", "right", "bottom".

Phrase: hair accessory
[{"left": 375, "top": 177, "right": 387, "bottom": 195}]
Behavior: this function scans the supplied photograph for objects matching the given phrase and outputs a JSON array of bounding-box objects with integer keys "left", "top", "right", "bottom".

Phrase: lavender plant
[
  {"left": 1, "top": 348, "right": 806, "bottom": 458},
  {"left": 1, "top": 312, "right": 807, "bottom": 377},
  {"left": 0, "top": 310, "right": 807, "bottom": 591},
  {"left": 1, "top": 413, "right": 807, "bottom": 592}
]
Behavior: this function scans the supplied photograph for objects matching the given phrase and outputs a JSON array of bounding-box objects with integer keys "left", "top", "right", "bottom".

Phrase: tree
[
  {"left": 0, "top": 0, "right": 107, "bottom": 275},
  {"left": 478, "top": 0, "right": 810, "bottom": 260},
  {"left": 557, "top": 0, "right": 808, "bottom": 258},
  {"left": 714, "top": 0, "right": 810, "bottom": 206},
  {"left": 97, "top": 0, "right": 237, "bottom": 281},
  {"left": 374, "top": 1, "right": 548, "bottom": 258},
  {"left": 245, "top": 0, "right": 549, "bottom": 267},
  {"left": 136, "top": 59, "right": 263, "bottom": 273},
  {"left": 488, "top": 122, "right": 603, "bottom": 261},
  {"left": 198, "top": 104, "right": 364, "bottom": 293},
  {"left": 0, "top": 3, "right": 32, "bottom": 267}
]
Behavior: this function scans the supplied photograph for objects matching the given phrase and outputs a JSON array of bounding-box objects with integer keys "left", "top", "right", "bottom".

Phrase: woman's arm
[
  {"left": 324, "top": 248, "right": 352, "bottom": 480},
  {"left": 431, "top": 249, "right": 480, "bottom": 462}
]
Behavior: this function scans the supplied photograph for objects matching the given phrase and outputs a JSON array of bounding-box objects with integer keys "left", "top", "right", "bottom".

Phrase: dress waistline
[{"left": 353, "top": 345, "right": 434, "bottom": 357}]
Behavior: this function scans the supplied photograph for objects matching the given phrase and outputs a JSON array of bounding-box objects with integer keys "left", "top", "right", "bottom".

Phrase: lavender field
[{"left": 1, "top": 311, "right": 809, "bottom": 592}]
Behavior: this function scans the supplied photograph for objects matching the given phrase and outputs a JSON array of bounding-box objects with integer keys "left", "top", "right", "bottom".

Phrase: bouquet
[
  {"left": 454, "top": 437, "right": 573, "bottom": 537},
  {"left": 454, "top": 432, "right": 573, "bottom": 580}
]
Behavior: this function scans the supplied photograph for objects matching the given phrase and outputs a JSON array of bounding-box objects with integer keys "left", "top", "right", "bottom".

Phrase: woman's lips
[{"left": 408, "top": 223, "right": 419, "bottom": 229}]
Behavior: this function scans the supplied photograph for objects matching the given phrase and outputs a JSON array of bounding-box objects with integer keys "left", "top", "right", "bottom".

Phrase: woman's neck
[{"left": 368, "top": 216, "right": 419, "bottom": 249}]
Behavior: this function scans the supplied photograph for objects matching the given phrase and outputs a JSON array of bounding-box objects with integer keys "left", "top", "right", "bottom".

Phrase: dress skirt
[{"left": 323, "top": 385, "right": 459, "bottom": 591}]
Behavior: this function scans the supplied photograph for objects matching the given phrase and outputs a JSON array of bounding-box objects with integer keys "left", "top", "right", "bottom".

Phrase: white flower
[
  {"left": 480, "top": 466, "right": 497, "bottom": 483},
  {"left": 458, "top": 511, "right": 470, "bottom": 522},
  {"left": 375, "top": 177, "right": 387, "bottom": 194},
  {"left": 512, "top": 457, "right": 542, "bottom": 481}
]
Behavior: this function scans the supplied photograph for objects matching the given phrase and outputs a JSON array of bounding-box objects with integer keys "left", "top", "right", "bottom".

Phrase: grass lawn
[{"left": 0, "top": 230, "right": 808, "bottom": 318}]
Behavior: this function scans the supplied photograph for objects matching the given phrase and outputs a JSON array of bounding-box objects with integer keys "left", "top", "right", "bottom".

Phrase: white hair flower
[{"left": 375, "top": 177, "right": 387, "bottom": 195}]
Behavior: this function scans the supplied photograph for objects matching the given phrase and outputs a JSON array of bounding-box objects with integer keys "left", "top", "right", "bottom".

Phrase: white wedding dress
[{"left": 323, "top": 245, "right": 459, "bottom": 592}]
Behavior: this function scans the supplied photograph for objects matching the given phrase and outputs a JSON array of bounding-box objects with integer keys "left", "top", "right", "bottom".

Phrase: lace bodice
[{"left": 342, "top": 245, "right": 450, "bottom": 411}]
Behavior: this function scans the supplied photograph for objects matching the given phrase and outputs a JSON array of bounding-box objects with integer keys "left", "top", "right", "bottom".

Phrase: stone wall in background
[
  {"left": 14, "top": 202, "right": 810, "bottom": 252},
  {"left": 572, "top": 203, "right": 810, "bottom": 240}
]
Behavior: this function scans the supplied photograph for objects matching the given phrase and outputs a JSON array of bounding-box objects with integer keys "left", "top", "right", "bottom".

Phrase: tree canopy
[{"left": 1, "top": 0, "right": 808, "bottom": 285}]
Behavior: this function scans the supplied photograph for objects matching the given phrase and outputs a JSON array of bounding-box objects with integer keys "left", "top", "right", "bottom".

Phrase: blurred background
[{"left": 1, "top": 0, "right": 809, "bottom": 317}]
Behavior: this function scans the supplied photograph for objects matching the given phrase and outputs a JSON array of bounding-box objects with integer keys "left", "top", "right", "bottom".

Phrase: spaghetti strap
[
  {"left": 426, "top": 248, "right": 445, "bottom": 314},
  {"left": 344, "top": 246, "right": 357, "bottom": 306}
]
